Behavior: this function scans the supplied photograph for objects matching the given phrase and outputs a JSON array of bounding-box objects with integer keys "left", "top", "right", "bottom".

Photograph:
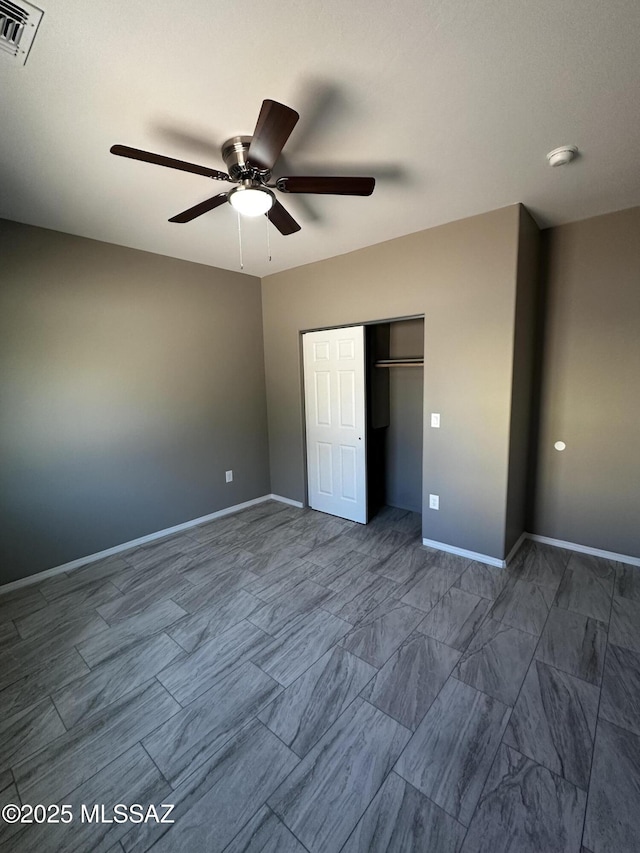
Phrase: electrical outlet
[
  {"left": 225, "top": 470, "right": 233, "bottom": 483},
  {"left": 429, "top": 494, "right": 439, "bottom": 510},
  {"left": 430, "top": 413, "right": 440, "bottom": 428}
]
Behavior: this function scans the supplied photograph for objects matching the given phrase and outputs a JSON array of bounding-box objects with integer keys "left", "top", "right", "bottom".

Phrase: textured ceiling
[{"left": 1, "top": 0, "right": 639, "bottom": 276}]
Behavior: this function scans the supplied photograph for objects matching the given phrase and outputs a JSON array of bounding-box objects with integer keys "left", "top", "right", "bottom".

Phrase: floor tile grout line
[{"left": 578, "top": 568, "right": 615, "bottom": 849}]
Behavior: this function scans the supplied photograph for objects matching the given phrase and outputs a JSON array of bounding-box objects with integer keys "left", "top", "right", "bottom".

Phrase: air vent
[{"left": 0, "top": 0, "right": 43, "bottom": 65}]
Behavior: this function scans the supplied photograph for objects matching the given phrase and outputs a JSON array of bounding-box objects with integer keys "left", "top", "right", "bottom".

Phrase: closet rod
[{"left": 375, "top": 358, "right": 424, "bottom": 368}]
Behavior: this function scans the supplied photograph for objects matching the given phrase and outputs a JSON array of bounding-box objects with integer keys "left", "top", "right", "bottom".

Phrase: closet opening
[
  {"left": 302, "top": 316, "right": 424, "bottom": 524},
  {"left": 367, "top": 317, "right": 424, "bottom": 521}
]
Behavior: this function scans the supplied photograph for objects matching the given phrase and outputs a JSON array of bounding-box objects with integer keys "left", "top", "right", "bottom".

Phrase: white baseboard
[
  {"left": 422, "top": 538, "right": 507, "bottom": 568},
  {"left": 527, "top": 534, "right": 640, "bottom": 567},
  {"left": 270, "top": 494, "right": 304, "bottom": 508},
  {"left": 1, "top": 494, "right": 281, "bottom": 595},
  {"left": 422, "top": 530, "right": 640, "bottom": 570}
]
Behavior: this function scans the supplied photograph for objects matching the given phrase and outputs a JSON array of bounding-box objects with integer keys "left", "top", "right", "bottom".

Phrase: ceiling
[{"left": 2, "top": 0, "right": 639, "bottom": 277}]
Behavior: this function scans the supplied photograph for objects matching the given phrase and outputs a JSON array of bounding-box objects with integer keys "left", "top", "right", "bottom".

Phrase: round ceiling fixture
[
  {"left": 228, "top": 185, "right": 275, "bottom": 217},
  {"left": 546, "top": 146, "right": 578, "bottom": 167}
]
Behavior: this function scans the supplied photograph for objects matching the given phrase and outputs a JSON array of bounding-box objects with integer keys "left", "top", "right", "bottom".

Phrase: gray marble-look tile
[
  {"left": 0, "top": 779, "right": 21, "bottom": 846},
  {"left": 609, "top": 596, "right": 640, "bottom": 652},
  {"left": 13, "top": 680, "right": 180, "bottom": 805},
  {"left": 372, "top": 544, "right": 434, "bottom": 586},
  {"left": 455, "top": 562, "right": 510, "bottom": 601},
  {"left": 179, "top": 547, "right": 262, "bottom": 586},
  {"left": 248, "top": 578, "right": 332, "bottom": 636},
  {"left": 341, "top": 771, "right": 465, "bottom": 853},
  {"left": 0, "top": 648, "right": 90, "bottom": 718},
  {"left": 304, "top": 534, "right": 361, "bottom": 568},
  {"left": 583, "top": 719, "right": 640, "bottom": 853},
  {"left": 269, "top": 698, "right": 411, "bottom": 853},
  {"left": 245, "top": 558, "right": 321, "bottom": 602},
  {"left": 122, "top": 536, "right": 189, "bottom": 571},
  {"left": 311, "top": 550, "right": 382, "bottom": 590},
  {"left": 171, "top": 567, "right": 259, "bottom": 614},
  {"left": 395, "top": 676, "right": 511, "bottom": 825},
  {"left": 258, "top": 646, "right": 375, "bottom": 757},
  {"left": 0, "top": 620, "right": 19, "bottom": 651},
  {"left": 0, "top": 698, "right": 66, "bottom": 772},
  {"left": 52, "top": 633, "right": 184, "bottom": 728},
  {"left": 167, "top": 588, "right": 263, "bottom": 653},
  {"left": 0, "top": 587, "right": 49, "bottom": 625},
  {"left": 110, "top": 553, "right": 199, "bottom": 595},
  {"left": 0, "top": 611, "right": 110, "bottom": 691},
  {"left": 417, "top": 586, "right": 491, "bottom": 651},
  {"left": 489, "top": 576, "right": 553, "bottom": 636},
  {"left": 241, "top": 524, "right": 300, "bottom": 556},
  {"left": 96, "top": 570, "right": 194, "bottom": 626},
  {"left": 36, "top": 556, "right": 131, "bottom": 600},
  {"left": 555, "top": 553, "right": 614, "bottom": 623},
  {"left": 158, "top": 619, "right": 270, "bottom": 705},
  {"left": 0, "top": 769, "right": 13, "bottom": 793},
  {"left": 121, "top": 719, "right": 297, "bottom": 853},
  {"left": 143, "top": 661, "right": 282, "bottom": 787},
  {"left": 536, "top": 607, "right": 607, "bottom": 685},
  {"left": 508, "top": 539, "right": 570, "bottom": 590},
  {"left": 614, "top": 564, "right": 640, "bottom": 601},
  {"left": 461, "top": 744, "right": 586, "bottom": 853},
  {"left": 14, "top": 580, "right": 123, "bottom": 640},
  {"left": 322, "top": 572, "right": 399, "bottom": 624},
  {"left": 454, "top": 618, "right": 537, "bottom": 706},
  {"left": 599, "top": 643, "right": 640, "bottom": 736},
  {"left": 363, "top": 634, "right": 460, "bottom": 730},
  {"left": 224, "top": 805, "right": 307, "bottom": 853},
  {"left": 253, "top": 609, "right": 351, "bottom": 687},
  {"left": 400, "top": 564, "right": 463, "bottom": 613},
  {"left": 503, "top": 659, "right": 599, "bottom": 789},
  {"left": 6, "top": 744, "right": 171, "bottom": 853},
  {"left": 341, "top": 599, "right": 425, "bottom": 668},
  {"left": 349, "top": 527, "right": 413, "bottom": 560},
  {"left": 76, "top": 598, "right": 186, "bottom": 668}
]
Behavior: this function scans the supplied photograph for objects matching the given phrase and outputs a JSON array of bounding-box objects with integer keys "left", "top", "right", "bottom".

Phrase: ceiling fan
[{"left": 110, "top": 99, "right": 375, "bottom": 235}]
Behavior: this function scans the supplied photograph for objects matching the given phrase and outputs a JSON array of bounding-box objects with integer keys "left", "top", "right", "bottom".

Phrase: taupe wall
[
  {"left": 386, "top": 319, "right": 424, "bottom": 513},
  {"left": 532, "top": 207, "right": 640, "bottom": 558},
  {"left": 504, "top": 207, "right": 540, "bottom": 554},
  {"left": 262, "top": 205, "right": 522, "bottom": 559},
  {"left": 0, "top": 220, "right": 270, "bottom": 583}
]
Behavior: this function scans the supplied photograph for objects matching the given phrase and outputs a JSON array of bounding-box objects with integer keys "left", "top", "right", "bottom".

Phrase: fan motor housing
[{"left": 221, "top": 135, "right": 270, "bottom": 182}]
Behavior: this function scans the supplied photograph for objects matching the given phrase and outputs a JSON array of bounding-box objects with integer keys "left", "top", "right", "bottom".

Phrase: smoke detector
[
  {"left": 0, "top": 0, "right": 43, "bottom": 66},
  {"left": 546, "top": 146, "right": 578, "bottom": 167}
]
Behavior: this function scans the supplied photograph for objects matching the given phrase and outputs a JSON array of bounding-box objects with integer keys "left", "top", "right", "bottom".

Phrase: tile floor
[{"left": 0, "top": 500, "right": 638, "bottom": 852}]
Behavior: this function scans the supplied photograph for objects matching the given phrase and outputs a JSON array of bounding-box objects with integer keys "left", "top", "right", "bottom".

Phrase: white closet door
[{"left": 303, "top": 326, "right": 367, "bottom": 523}]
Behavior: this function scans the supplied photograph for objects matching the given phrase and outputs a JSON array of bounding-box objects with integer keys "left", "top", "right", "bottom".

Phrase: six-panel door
[{"left": 303, "top": 326, "right": 367, "bottom": 523}]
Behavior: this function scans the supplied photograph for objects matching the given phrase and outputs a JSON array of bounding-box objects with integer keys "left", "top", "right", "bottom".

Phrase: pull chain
[
  {"left": 266, "top": 211, "right": 272, "bottom": 263},
  {"left": 237, "top": 212, "right": 244, "bottom": 270}
]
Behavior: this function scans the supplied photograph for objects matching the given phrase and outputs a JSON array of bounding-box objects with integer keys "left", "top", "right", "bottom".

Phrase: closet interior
[{"left": 366, "top": 317, "right": 425, "bottom": 519}]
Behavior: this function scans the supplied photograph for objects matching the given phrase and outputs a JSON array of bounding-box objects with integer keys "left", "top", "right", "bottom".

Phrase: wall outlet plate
[
  {"left": 225, "top": 470, "right": 233, "bottom": 483},
  {"left": 429, "top": 494, "right": 439, "bottom": 510},
  {"left": 431, "top": 413, "right": 440, "bottom": 428}
]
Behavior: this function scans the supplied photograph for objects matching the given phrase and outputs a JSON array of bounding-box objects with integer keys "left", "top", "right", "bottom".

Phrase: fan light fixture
[{"left": 228, "top": 185, "right": 275, "bottom": 217}]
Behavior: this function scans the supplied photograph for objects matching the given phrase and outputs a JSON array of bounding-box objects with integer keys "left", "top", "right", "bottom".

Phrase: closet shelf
[{"left": 375, "top": 357, "right": 424, "bottom": 368}]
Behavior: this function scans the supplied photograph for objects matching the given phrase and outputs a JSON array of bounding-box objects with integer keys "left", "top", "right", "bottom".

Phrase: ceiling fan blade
[
  {"left": 110, "top": 145, "right": 230, "bottom": 181},
  {"left": 168, "top": 193, "right": 229, "bottom": 223},
  {"left": 247, "top": 100, "right": 300, "bottom": 171},
  {"left": 277, "top": 176, "right": 375, "bottom": 196},
  {"left": 267, "top": 200, "right": 301, "bottom": 235}
]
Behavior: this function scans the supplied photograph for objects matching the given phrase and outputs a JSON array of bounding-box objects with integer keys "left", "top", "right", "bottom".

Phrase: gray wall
[
  {"left": 386, "top": 319, "right": 424, "bottom": 513},
  {"left": 504, "top": 207, "right": 540, "bottom": 554},
  {"left": 0, "top": 219, "right": 270, "bottom": 583},
  {"left": 262, "top": 205, "right": 522, "bottom": 560},
  {"left": 532, "top": 207, "right": 640, "bottom": 558}
]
